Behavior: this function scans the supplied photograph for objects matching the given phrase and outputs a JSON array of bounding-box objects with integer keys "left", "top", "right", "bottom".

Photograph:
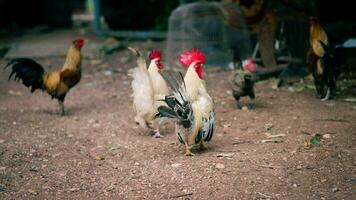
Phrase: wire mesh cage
[{"left": 165, "top": 2, "right": 252, "bottom": 68}]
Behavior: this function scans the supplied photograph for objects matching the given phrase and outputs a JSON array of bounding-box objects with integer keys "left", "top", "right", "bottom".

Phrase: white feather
[{"left": 130, "top": 64, "right": 155, "bottom": 126}]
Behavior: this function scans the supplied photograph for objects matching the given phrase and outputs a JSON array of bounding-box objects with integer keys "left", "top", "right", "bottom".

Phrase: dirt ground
[{"left": 0, "top": 30, "right": 355, "bottom": 200}]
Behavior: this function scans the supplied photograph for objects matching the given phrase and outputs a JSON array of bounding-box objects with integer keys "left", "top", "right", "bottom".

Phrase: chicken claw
[
  {"left": 185, "top": 144, "right": 194, "bottom": 156},
  {"left": 185, "top": 149, "right": 195, "bottom": 156},
  {"left": 248, "top": 101, "right": 255, "bottom": 109},
  {"left": 200, "top": 141, "right": 208, "bottom": 150},
  {"left": 153, "top": 131, "right": 163, "bottom": 138}
]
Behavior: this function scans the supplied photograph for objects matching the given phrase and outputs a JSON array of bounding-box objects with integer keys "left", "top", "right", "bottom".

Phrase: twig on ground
[
  {"left": 257, "top": 192, "right": 272, "bottom": 199},
  {"left": 232, "top": 140, "right": 253, "bottom": 145},
  {"left": 315, "top": 119, "right": 350, "bottom": 123},
  {"left": 300, "top": 130, "right": 312, "bottom": 135},
  {"left": 169, "top": 192, "right": 193, "bottom": 199},
  {"left": 257, "top": 164, "right": 283, "bottom": 169},
  {"left": 265, "top": 133, "right": 286, "bottom": 138},
  {"left": 261, "top": 139, "right": 283, "bottom": 143},
  {"left": 215, "top": 150, "right": 238, "bottom": 153}
]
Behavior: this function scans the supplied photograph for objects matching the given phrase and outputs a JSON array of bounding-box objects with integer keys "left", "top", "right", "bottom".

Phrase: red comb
[
  {"left": 149, "top": 50, "right": 161, "bottom": 60},
  {"left": 179, "top": 48, "right": 205, "bottom": 68},
  {"left": 75, "top": 37, "right": 84, "bottom": 43}
]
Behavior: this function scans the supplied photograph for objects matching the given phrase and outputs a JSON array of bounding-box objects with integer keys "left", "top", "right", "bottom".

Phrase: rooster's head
[
  {"left": 73, "top": 38, "right": 85, "bottom": 50},
  {"left": 179, "top": 48, "right": 205, "bottom": 79},
  {"left": 149, "top": 50, "right": 163, "bottom": 70}
]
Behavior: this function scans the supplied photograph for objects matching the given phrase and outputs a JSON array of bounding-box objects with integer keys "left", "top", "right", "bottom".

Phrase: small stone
[
  {"left": 89, "top": 59, "right": 102, "bottom": 65},
  {"left": 134, "top": 162, "right": 140, "bottom": 166},
  {"left": 109, "top": 145, "right": 120, "bottom": 151},
  {"left": 296, "top": 165, "right": 302, "bottom": 170},
  {"left": 103, "top": 70, "right": 112, "bottom": 76},
  {"left": 28, "top": 189, "right": 37, "bottom": 195},
  {"left": 215, "top": 163, "right": 225, "bottom": 169},
  {"left": 0, "top": 139, "right": 4, "bottom": 144},
  {"left": 323, "top": 134, "right": 331, "bottom": 139},
  {"left": 95, "top": 156, "right": 105, "bottom": 161},
  {"left": 171, "top": 163, "right": 182, "bottom": 168},
  {"left": 29, "top": 166, "right": 39, "bottom": 172},
  {"left": 70, "top": 188, "right": 79, "bottom": 192},
  {"left": 293, "top": 184, "right": 297, "bottom": 188},
  {"left": 332, "top": 187, "right": 339, "bottom": 192}
]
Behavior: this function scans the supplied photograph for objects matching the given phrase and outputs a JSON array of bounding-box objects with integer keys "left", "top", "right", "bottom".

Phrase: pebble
[
  {"left": 28, "top": 189, "right": 37, "bottom": 195},
  {"left": 171, "top": 163, "right": 182, "bottom": 168},
  {"left": 70, "top": 188, "right": 79, "bottom": 192},
  {"left": 215, "top": 163, "right": 225, "bottom": 169},
  {"left": 323, "top": 134, "right": 332, "bottom": 139},
  {"left": 332, "top": 187, "right": 339, "bottom": 192},
  {"left": 95, "top": 156, "right": 105, "bottom": 161}
]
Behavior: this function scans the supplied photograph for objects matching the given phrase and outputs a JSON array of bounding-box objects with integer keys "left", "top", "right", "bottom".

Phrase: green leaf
[{"left": 310, "top": 133, "right": 322, "bottom": 145}]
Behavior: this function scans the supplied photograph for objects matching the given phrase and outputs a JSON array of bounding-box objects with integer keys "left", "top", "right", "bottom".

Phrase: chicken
[
  {"left": 5, "top": 38, "right": 84, "bottom": 115},
  {"left": 230, "top": 57, "right": 257, "bottom": 109},
  {"left": 307, "top": 17, "right": 339, "bottom": 100},
  {"left": 156, "top": 49, "right": 215, "bottom": 156},
  {"left": 128, "top": 47, "right": 169, "bottom": 138}
]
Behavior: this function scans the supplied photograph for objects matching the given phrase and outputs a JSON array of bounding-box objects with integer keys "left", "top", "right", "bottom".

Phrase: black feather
[
  {"left": 164, "top": 96, "right": 181, "bottom": 108},
  {"left": 5, "top": 58, "right": 45, "bottom": 93},
  {"left": 156, "top": 73, "right": 193, "bottom": 129},
  {"left": 156, "top": 106, "right": 178, "bottom": 119}
]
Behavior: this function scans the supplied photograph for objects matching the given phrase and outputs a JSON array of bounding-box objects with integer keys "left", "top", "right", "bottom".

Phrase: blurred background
[{"left": 0, "top": 0, "right": 355, "bottom": 74}]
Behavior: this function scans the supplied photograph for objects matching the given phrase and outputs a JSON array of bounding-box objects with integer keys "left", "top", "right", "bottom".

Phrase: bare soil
[{"left": 0, "top": 31, "right": 355, "bottom": 200}]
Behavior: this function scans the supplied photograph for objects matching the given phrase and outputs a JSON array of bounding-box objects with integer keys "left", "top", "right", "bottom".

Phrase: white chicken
[
  {"left": 129, "top": 48, "right": 169, "bottom": 138},
  {"left": 156, "top": 49, "right": 215, "bottom": 155}
]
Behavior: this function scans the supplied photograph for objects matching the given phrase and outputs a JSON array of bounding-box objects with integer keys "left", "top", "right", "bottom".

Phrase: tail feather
[
  {"left": 5, "top": 58, "right": 45, "bottom": 93},
  {"left": 128, "top": 47, "right": 155, "bottom": 120},
  {"left": 156, "top": 73, "right": 193, "bottom": 129},
  {"left": 162, "top": 72, "right": 188, "bottom": 105},
  {"left": 156, "top": 106, "right": 178, "bottom": 118},
  {"left": 128, "top": 47, "right": 147, "bottom": 71}
]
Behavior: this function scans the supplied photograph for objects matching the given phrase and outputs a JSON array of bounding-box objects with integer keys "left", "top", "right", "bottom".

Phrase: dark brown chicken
[
  {"left": 230, "top": 58, "right": 257, "bottom": 109},
  {"left": 5, "top": 38, "right": 84, "bottom": 115}
]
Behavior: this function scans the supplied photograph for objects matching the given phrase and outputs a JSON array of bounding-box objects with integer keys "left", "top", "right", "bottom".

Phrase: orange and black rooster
[
  {"left": 4, "top": 38, "right": 84, "bottom": 115},
  {"left": 307, "top": 17, "right": 340, "bottom": 100}
]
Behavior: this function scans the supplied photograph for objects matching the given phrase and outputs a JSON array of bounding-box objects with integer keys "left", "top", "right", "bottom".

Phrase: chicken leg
[
  {"left": 59, "top": 101, "right": 65, "bottom": 116},
  {"left": 152, "top": 118, "right": 164, "bottom": 138},
  {"left": 185, "top": 143, "right": 194, "bottom": 156}
]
